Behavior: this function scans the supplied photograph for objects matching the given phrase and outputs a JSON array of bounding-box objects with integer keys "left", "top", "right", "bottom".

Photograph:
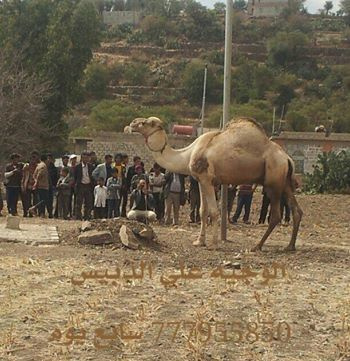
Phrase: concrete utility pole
[
  {"left": 220, "top": 0, "right": 233, "bottom": 242},
  {"left": 200, "top": 64, "right": 208, "bottom": 136}
]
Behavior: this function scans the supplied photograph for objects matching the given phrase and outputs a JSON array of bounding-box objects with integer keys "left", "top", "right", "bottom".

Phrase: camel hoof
[
  {"left": 206, "top": 243, "right": 218, "bottom": 251},
  {"left": 251, "top": 245, "right": 262, "bottom": 252},
  {"left": 284, "top": 245, "right": 296, "bottom": 252},
  {"left": 193, "top": 239, "right": 205, "bottom": 247}
]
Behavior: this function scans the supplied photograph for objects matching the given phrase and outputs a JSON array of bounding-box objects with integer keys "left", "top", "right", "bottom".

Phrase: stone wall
[
  {"left": 271, "top": 132, "right": 350, "bottom": 174},
  {"left": 69, "top": 132, "right": 195, "bottom": 170}
]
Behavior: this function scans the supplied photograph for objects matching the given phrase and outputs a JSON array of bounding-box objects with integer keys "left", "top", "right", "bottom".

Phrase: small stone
[
  {"left": 6, "top": 215, "right": 21, "bottom": 230},
  {"left": 137, "top": 228, "right": 154, "bottom": 240},
  {"left": 120, "top": 225, "right": 139, "bottom": 250},
  {"left": 81, "top": 221, "right": 92, "bottom": 232},
  {"left": 78, "top": 231, "right": 113, "bottom": 245}
]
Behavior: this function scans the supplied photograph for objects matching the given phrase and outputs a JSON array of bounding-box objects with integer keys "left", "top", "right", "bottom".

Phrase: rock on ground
[{"left": 78, "top": 230, "right": 114, "bottom": 245}]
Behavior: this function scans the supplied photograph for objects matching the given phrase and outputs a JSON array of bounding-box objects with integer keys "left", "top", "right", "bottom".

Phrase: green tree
[
  {"left": 324, "top": 1, "right": 333, "bottom": 15},
  {"left": 341, "top": 0, "right": 350, "bottom": 23},
  {"left": 182, "top": 61, "right": 222, "bottom": 105},
  {"left": 267, "top": 31, "right": 309, "bottom": 69},
  {"left": 233, "top": 0, "right": 247, "bottom": 11},
  {"left": 0, "top": 0, "right": 102, "bottom": 151},
  {"left": 84, "top": 63, "right": 110, "bottom": 98}
]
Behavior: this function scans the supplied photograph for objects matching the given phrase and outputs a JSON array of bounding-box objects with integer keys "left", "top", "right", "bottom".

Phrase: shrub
[
  {"left": 84, "top": 63, "right": 110, "bottom": 99},
  {"left": 303, "top": 151, "right": 350, "bottom": 194}
]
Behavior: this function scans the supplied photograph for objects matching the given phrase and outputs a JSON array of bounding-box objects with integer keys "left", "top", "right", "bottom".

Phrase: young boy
[
  {"left": 94, "top": 177, "right": 107, "bottom": 219},
  {"left": 56, "top": 167, "right": 71, "bottom": 220},
  {"left": 106, "top": 168, "right": 122, "bottom": 218}
]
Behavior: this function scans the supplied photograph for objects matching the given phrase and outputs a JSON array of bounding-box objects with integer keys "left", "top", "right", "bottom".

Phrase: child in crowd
[
  {"left": 56, "top": 167, "right": 72, "bottom": 220},
  {"left": 94, "top": 177, "right": 107, "bottom": 219},
  {"left": 106, "top": 168, "right": 122, "bottom": 218}
]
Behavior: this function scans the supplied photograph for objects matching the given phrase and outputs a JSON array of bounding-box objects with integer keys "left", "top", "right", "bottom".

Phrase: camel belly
[{"left": 212, "top": 151, "right": 265, "bottom": 185}]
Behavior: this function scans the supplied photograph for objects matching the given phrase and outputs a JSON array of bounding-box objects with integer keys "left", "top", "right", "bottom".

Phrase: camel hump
[{"left": 226, "top": 117, "right": 266, "bottom": 135}]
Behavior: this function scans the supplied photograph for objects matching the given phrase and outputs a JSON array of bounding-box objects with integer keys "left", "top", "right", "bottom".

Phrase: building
[
  {"left": 102, "top": 11, "right": 141, "bottom": 26},
  {"left": 247, "top": 0, "right": 288, "bottom": 17},
  {"left": 271, "top": 132, "right": 350, "bottom": 175}
]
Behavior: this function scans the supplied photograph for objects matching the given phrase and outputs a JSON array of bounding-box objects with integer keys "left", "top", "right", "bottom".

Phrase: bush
[
  {"left": 124, "top": 62, "right": 150, "bottom": 86},
  {"left": 84, "top": 63, "right": 110, "bottom": 99},
  {"left": 303, "top": 151, "right": 350, "bottom": 193}
]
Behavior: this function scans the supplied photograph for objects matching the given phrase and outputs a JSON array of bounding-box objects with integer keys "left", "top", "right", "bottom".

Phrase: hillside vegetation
[{"left": 1, "top": 0, "right": 350, "bottom": 158}]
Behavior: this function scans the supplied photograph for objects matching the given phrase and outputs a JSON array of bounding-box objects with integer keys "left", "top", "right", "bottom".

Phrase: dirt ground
[{"left": 0, "top": 193, "right": 350, "bottom": 361}]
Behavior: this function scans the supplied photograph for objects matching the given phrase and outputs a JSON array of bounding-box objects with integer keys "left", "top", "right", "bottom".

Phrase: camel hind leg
[
  {"left": 193, "top": 182, "right": 207, "bottom": 247},
  {"left": 284, "top": 186, "right": 303, "bottom": 252},
  {"left": 252, "top": 188, "right": 281, "bottom": 252}
]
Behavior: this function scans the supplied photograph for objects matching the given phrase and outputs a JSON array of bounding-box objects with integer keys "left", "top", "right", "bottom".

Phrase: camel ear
[
  {"left": 133, "top": 117, "right": 147, "bottom": 125},
  {"left": 147, "top": 117, "right": 163, "bottom": 128}
]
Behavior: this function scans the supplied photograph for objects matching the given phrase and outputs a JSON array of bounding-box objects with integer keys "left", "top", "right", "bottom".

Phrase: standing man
[
  {"left": 47, "top": 154, "right": 58, "bottom": 219},
  {"left": 163, "top": 172, "right": 185, "bottom": 226},
  {"left": 230, "top": 184, "right": 256, "bottom": 224},
  {"left": 89, "top": 151, "right": 99, "bottom": 170},
  {"left": 33, "top": 154, "right": 50, "bottom": 217},
  {"left": 227, "top": 185, "right": 237, "bottom": 221},
  {"left": 189, "top": 176, "right": 200, "bottom": 223},
  {"left": 21, "top": 151, "right": 39, "bottom": 217},
  {"left": 68, "top": 154, "right": 78, "bottom": 218},
  {"left": 92, "top": 154, "right": 114, "bottom": 184},
  {"left": 4, "top": 153, "right": 23, "bottom": 216},
  {"left": 149, "top": 163, "right": 165, "bottom": 222},
  {"left": 74, "top": 151, "right": 94, "bottom": 220},
  {"left": 114, "top": 153, "right": 127, "bottom": 217}
]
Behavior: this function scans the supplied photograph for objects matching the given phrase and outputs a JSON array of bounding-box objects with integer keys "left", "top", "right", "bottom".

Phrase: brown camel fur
[{"left": 127, "top": 116, "right": 303, "bottom": 251}]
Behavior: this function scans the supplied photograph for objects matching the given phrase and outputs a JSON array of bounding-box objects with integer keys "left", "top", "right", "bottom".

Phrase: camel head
[{"left": 128, "top": 117, "right": 164, "bottom": 137}]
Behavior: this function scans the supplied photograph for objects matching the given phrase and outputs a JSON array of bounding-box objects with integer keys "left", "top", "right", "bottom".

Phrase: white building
[{"left": 247, "top": 0, "right": 289, "bottom": 17}]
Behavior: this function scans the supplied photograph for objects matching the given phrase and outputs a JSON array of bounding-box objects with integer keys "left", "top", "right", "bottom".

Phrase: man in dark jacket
[
  {"left": 127, "top": 179, "right": 156, "bottom": 222},
  {"left": 189, "top": 176, "right": 200, "bottom": 223},
  {"left": 163, "top": 172, "right": 185, "bottom": 226},
  {"left": 115, "top": 153, "right": 128, "bottom": 217},
  {"left": 74, "top": 152, "right": 94, "bottom": 220},
  {"left": 47, "top": 154, "right": 58, "bottom": 218},
  {"left": 4, "top": 153, "right": 23, "bottom": 216}
]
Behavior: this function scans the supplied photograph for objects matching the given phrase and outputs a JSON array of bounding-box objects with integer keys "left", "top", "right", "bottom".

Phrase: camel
[{"left": 126, "top": 116, "right": 303, "bottom": 251}]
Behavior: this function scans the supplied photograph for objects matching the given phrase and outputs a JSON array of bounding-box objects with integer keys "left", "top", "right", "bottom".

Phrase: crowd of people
[{"left": 0, "top": 150, "right": 291, "bottom": 226}]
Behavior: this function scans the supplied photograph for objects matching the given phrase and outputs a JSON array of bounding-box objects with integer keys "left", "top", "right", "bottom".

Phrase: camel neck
[{"left": 146, "top": 131, "right": 192, "bottom": 175}]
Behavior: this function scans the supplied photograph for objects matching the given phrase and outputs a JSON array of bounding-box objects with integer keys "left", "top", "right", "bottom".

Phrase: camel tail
[{"left": 287, "top": 158, "right": 297, "bottom": 192}]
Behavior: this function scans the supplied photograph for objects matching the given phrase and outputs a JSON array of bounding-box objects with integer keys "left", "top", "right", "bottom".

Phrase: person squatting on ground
[
  {"left": 164, "top": 172, "right": 186, "bottom": 226},
  {"left": 149, "top": 163, "right": 165, "bottom": 222},
  {"left": 127, "top": 179, "right": 156, "bottom": 223},
  {"left": 230, "top": 184, "right": 256, "bottom": 224},
  {"left": 106, "top": 168, "right": 122, "bottom": 218},
  {"left": 56, "top": 167, "right": 72, "bottom": 220},
  {"left": 94, "top": 177, "right": 107, "bottom": 219}
]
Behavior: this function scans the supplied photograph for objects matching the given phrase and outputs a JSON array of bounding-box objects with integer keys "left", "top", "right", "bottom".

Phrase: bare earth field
[{"left": 0, "top": 194, "right": 349, "bottom": 361}]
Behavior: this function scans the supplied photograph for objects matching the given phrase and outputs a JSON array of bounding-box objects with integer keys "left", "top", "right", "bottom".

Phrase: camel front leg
[
  {"left": 206, "top": 185, "right": 219, "bottom": 250},
  {"left": 193, "top": 183, "right": 207, "bottom": 247}
]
